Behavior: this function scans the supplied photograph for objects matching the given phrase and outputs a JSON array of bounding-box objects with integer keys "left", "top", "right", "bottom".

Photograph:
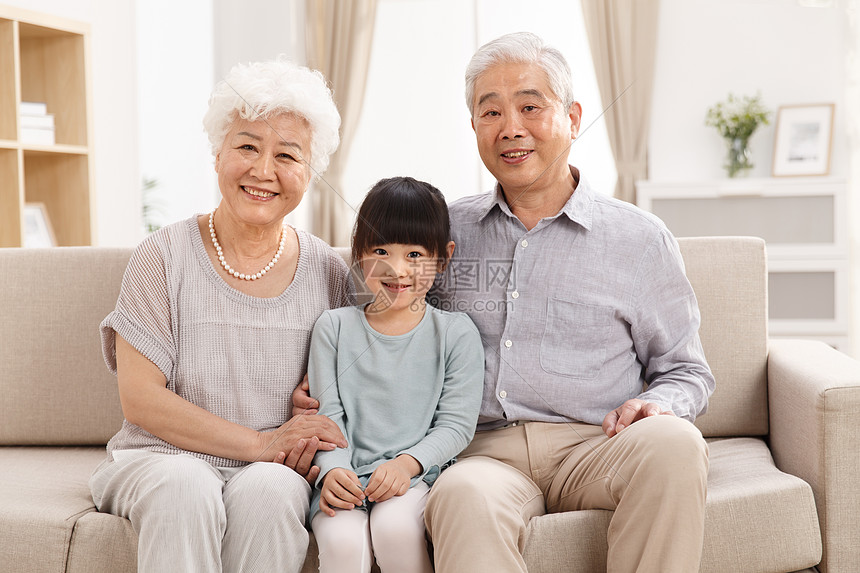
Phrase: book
[
  {"left": 19, "top": 102, "right": 48, "bottom": 116},
  {"left": 19, "top": 114, "right": 55, "bottom": 129},
  {"left": 20, "top": 127, "right": 55, "bottom": 146}
]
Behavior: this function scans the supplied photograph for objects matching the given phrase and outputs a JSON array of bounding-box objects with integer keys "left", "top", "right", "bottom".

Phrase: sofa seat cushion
[
  {"left": 0, "top": 446, "right": 356, "bottom": 573},
  {"left": 522, "top": 437, "right": 821, "bottom": 573},
  {"left": 0, "top": 447, "right": 135, "bottom": 573},
  {"left": 4, "top": 439, "right": 820, "bottom": 573}
]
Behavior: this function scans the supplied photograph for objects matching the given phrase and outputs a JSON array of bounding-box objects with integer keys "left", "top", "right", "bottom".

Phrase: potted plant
[{"left": 705, "top": 93, "right": 771, "bottom": 177}]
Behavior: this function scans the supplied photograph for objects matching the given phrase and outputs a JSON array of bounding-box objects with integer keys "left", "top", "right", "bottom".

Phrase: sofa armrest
[{"left": 767, "top": 338, "right": 860, "bottom": 573}]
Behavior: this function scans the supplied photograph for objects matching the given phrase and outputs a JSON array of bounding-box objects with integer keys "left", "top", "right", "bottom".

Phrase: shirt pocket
[{"left": 540, "top": 298, "right": 612, "bottom": 380}]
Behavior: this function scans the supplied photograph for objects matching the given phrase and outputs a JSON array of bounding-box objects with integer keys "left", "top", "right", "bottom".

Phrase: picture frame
[
  {"left": 772, "top": 103, "right": 835, "bottom": 177},
  {"left": 23, "top": 203, "right": 57, "bottom": 248}
]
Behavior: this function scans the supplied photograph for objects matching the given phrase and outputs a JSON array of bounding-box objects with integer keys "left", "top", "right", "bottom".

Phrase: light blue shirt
[
  {"left": 307, "top": 303, "right": 483, "bottom": 517},
  {"left": 428, "top": 167, "right": 715, "bottom": 429}
]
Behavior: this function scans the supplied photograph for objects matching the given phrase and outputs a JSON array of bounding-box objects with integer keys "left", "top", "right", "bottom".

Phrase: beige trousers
[
  {"left": 89, "top": 450, "right": 311, "bottom": 573},
  {"left": 424, "top": 415, "right": 708, "bottom": 573}
]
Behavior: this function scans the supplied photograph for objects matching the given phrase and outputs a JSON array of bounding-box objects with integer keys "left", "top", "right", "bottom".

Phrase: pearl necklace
[{"left": 208, "top": 210, "right": 286, "bottom": 281}]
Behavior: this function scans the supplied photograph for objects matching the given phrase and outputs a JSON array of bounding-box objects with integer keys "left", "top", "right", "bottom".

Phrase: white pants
[
  {"left": 311, "top": 481, "right": 433, "bottom": 573},
  {"left": 89, "top": 450, "right": 311, "bottom": 573}
]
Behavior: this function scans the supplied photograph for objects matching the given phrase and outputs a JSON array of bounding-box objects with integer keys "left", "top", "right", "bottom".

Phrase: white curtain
[
  {"left": 581, "top": 0, "right": 660, "bottom": 204},
  {"left": 305, "top": 0, "right": 378, "bottom": 246}
]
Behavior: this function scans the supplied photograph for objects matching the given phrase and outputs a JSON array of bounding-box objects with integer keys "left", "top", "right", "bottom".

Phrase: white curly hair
[{"left": 203, "top": 56, "right": 341, "bottom": 178}]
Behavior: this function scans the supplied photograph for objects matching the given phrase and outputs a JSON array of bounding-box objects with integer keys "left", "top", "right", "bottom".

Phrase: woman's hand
[
  {"left": 320, "top": 467, "right": 365, "bottom": 517},
  {"left": 256, "top": 415, "right": 347, "bottom": 463},
  {"left": 272, "top": 437, "right": 322, "bottom": 485},
  {"left": 292, "top": 375, "right": 319, "bottom": 416},
  {"left": 364, "top": 455, "right": 421, "bottom": 503}
]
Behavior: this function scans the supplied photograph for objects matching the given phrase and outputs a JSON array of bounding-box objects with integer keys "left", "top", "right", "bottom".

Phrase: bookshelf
[{"left": 0, "top": 5, "right": 93, "bottom": 247}]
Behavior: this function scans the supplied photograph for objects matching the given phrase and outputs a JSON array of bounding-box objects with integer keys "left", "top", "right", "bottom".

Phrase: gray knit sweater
[
  {"left": 100, "top": 216, "right": 354, "bottom": 467},
  {"left": 307, "top": 303, "right": 484, "bottom": 518}
]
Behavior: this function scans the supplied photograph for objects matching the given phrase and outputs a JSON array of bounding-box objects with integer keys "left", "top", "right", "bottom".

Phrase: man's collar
[{"left": 477, "top": 165, "right": 594, "bottom": 231}]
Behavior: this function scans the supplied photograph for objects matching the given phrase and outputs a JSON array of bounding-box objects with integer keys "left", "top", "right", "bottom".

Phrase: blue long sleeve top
[{"left": 307, "top": 303, "right": 483, "bottom": 518}]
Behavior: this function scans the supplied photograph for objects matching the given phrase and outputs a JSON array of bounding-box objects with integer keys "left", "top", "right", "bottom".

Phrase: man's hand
[
  {"left": 602, "top": 399, "right": 675, "bottom": 438},
  {"left": 292, "top": 375, "right": 319, "bottom": 416},
  {"left": 365, "top": 455, "right": 421, "bottom": 503},
  {"left": 320, "top": 467, "right": 365, "bottom": 517}
]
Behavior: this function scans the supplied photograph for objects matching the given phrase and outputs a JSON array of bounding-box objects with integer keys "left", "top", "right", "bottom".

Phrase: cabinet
[
  {"left": 636, "top": 178, "right": 850, "bottom": 352},
  {"left": 0, "top": 5, "right": 93, "bottom": 247}
]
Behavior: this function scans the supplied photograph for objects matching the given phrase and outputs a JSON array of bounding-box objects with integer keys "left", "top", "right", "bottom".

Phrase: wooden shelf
[
  {"left": 20, "top": 143, "right": 88, "bottom": 154},
  {"left": 0, "top": 6, "right": 93, "bottom": 247}
]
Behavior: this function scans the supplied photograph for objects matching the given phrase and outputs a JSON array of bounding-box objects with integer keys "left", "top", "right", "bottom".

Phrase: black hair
[{"left": 351, "top": 176, "right": 451, "bottom": 266}]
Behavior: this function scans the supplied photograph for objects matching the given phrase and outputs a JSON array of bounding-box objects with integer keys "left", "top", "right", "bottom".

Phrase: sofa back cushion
[
  {"left": 0, "top": 247, "right": 131, "bottom": 445},
  {"left": 677, "top": 237, "right": 769, "bottom": 437},
  {"left": 0, "top": 237, "right": 766, "bottom": 446}
]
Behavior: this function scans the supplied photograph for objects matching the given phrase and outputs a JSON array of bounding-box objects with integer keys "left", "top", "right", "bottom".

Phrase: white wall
[
  {"left": 846, "top": 0, "right": 860, "bottom": 358},
  {"left": 210, "top": 0, "right": 310, "bottom": 230},
  {"left": 136, "top": 0, "right": 215, "bottom": 231},
  {"left": 136, "top": 0, "right": 310, "bottom": 232},
  {"left": 649, "top": 0, "right": 846, "bottom": 182},
  {"left": 650, "top": 0, "right": 859, "bottom": 355},
  {"left": 2, "top": 0, "right": 140, "bottom": 246}
]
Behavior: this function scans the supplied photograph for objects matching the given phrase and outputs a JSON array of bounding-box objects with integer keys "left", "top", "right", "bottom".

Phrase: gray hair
[
  {"left": 465, "top": 32, "right": 575, "bottom": 117},
  {"left": 203, "top": 56, "right": 341, "bottom": 178}
]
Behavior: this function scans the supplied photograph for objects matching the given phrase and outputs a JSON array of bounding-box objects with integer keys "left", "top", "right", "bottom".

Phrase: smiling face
[
  {"left": 214, "top": 113, "right": 313, "bottom": 229},
  {"left": 360, "top": 243, "right": 449, "bottom": 316},
  {"left": 471, "top": 62, "right": 581, "bottom": 199}
]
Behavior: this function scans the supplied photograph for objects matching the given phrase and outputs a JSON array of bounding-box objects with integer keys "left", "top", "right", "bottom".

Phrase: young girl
[{"left": 307, "top": 176, "right": 484, "bottom": 573}]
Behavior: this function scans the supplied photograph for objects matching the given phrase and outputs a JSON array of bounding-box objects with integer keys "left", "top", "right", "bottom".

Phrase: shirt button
[
  {"left": 511, "top": 291, "right": 519, "bottom": 299},
  {"left": 521, "top": 239, "right": 529, "bottom": 248},
  {"left": 499, "top": 390, "right": 507, "bottom": 399},
  {"left": 504, "top": 339, "right": 512, "bottom": 348}
]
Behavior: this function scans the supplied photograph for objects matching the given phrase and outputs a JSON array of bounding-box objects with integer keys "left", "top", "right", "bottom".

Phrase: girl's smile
[{"left": 361, "top": 243, "right": 439, "bottom": 313}]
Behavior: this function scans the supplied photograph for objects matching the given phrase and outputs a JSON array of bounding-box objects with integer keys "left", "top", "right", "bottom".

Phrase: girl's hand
[
  {"left": 320, "top": 468, "right": 365, "bottom": 517},
  {"left": 365, "top": 455, "right": 422, "bottom": 503}
]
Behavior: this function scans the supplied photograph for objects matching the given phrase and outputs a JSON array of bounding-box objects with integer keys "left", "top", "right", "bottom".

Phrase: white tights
[{"left": 311, "top": 482, "right": 433, "bottom": 573}]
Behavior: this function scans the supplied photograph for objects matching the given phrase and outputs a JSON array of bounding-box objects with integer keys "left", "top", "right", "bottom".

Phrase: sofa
[{"left": 0, "top": 237, "right": 857, "bottom": 573}]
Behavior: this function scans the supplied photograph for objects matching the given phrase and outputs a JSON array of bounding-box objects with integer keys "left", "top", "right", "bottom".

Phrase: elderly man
[{"left": 423, "top": 32, "right": 714, "bottom": 573}]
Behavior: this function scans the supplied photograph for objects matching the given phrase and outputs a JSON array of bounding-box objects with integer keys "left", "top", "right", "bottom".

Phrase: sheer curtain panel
[
  {"left": 581, "top": 0, "right": 659, "bottom": 204},
  {"left": 305, "top": 0, "right": 378, "bottom": 246}
]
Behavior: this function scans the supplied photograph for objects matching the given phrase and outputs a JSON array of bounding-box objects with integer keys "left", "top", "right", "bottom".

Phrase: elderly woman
[{"left": 89, "top": 58, "right": 353, "bottom": 573}]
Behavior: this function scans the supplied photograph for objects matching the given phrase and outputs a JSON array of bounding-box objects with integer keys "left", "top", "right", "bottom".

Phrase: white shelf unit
[{"left": 637, "top": 178, "right": 850, "bottom": 352}]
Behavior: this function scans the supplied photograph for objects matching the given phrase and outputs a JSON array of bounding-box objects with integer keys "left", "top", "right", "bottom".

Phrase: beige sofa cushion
[
  {"left": 522, "top": 437, "right": 820, "bottom": 573},
  {"left": 0, "top": 238, "right": 767, "bottom": 445},
  {"left": 0, "top": 447, "right": 131, "bottom": 573},
  {"left": 677, "top": 237, "right": 769, "bottom": 437},
  {"left": 2, "top": 439, "right": 819, "bottom": 573},
  {"left": 0, "top": 248, "right": 130, "bottom": 445},
  {"left": 66, "top": 511, "right": 137, "bottom": 573}
]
